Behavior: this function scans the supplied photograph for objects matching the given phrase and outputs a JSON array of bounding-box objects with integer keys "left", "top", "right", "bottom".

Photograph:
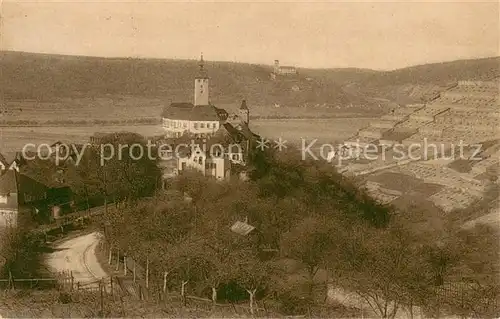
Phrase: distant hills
[
  {"left": 301, "top": 57, "right": 500, "bottom": 104},
  {"left": 0, "top": 51, "right": 364, "bottom": 110},
  {"left": 1, "top": 51, "right": 498, "bottom": 109}
]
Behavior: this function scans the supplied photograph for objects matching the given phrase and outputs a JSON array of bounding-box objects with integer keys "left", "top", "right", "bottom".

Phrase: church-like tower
[
  {"left": 194, "top": 53, "right": 209, "bottom": 106},
  {"left": 239, "top": 99, "right": 249, "bottom": 124}
]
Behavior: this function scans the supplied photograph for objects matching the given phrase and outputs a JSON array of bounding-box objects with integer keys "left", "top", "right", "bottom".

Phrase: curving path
[{"left": 46, "top": 232, "right": 108, "bottom": 288}]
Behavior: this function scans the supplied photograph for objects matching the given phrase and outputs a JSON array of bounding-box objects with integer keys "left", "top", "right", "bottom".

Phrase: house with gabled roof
[
  {"left": 177, "top": 145, "right": 231, "bottom": 180},
  {"left": 0, "top": 169, "right": 19, "bottom": 227},
  {"left": 0, "top": 150, "right": 75, "bottom": 225},
  {"left": 0, "top": 152, "right": 25, "bottom": 172}
]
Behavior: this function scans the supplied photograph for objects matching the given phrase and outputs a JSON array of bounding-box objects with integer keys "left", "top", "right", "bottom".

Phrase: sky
[{"left": 1, "top": 0, "right": 498, "bottom": 70}]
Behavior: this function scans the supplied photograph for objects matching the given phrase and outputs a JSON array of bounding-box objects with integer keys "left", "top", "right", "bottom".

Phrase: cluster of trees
[
  {"left": 0, "top": 225, "right": 48, "bottom": 280},
  {"left": 1, "top": 132, "right": 161, "bottom": 280},
  {"left": 103, "top": 145, "right": 499, "bottom": 318},
  {"left": 2, "top": 131, "right": 497, "bottom": 317},
  {"left": 67, "top": 132, "right": 161, "bottom": 211}
]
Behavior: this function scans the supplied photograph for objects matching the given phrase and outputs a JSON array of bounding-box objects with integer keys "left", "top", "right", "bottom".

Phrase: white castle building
[
  {"left": 161, "top": 54, "right": 222, "bottom": 138},
  {"left": 272, "top": 59, "right": 297, "bottom": 77}
]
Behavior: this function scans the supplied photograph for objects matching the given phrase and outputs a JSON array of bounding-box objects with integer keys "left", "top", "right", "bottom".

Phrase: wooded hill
[{"left": 1, "top": 51, "right": 498, "bottom": 109}]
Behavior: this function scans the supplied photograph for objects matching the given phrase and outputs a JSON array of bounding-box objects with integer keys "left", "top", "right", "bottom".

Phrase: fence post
[
  {"left": 70, "top": 271, "right": 74, "bottom": 291},
  {"left": 163, "top": 271, "right": 168, "bottom": 293},
  {"left": 146, "top": 257, "right": 149, "bottom": 289},
  {"left": 108, "top": 246, "right": 112, "bottom": 265},
  {"left": 116, "top": 250, "right": 120, "bottom": 271},
  {"left": 110, "top": 276, "right": 114, "bottom": 296},
  {"left": 99, "top": 280, "right": 104, "bottom": 317},
  {"left": 181, "top": 281, "right": 188, "bottom": 306},
  {"left": 133, "top": 260, "right": 136, "bottom": 283},
  {"left": 124, "top": 256, "right": 127, "bottom": 276}
]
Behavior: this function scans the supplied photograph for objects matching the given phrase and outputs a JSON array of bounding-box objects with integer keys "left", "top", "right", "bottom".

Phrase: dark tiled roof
[
  {"left": 19, "top": 159, "right": 68, "bottom": 188},
  {"left": 222, "top": 122, "right": 260, "bottom": 144},
  {"left": 222, "top": 123, "right": 244, "bottom": 142},
  {"left": 0, "top": 170, "right": 17, "bottom": 194},
  {"left": 239, "top": 124, "right": 260, "bottom": 140},
  {"left": 213, "top": 106, "right": 229, "bottom": 121},
  {"left": 162, "top": 103, "right": 221, "bottom": 121}
]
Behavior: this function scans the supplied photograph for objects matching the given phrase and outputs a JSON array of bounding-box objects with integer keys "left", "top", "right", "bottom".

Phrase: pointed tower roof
[
  {"left": 196, "top": 53, "right": 209, "bottom": 79},
  {"left": 240, "top": 99, "right": 248, "bottom": 110}
]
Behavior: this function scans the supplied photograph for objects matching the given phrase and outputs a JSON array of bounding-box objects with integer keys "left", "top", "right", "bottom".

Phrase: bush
[{"left": 277, "top": 290, "right": 311, "bottom": 315}]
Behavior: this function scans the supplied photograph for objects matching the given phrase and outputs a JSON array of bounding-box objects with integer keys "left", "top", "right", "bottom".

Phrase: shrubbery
[{"left": 100, "top": 144, "right": 499, "bottom": 317}]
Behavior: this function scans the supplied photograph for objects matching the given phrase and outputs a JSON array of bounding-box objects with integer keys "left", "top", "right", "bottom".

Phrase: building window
[
  {"left": 198, "top": 157, "right": 203, "bottom": 165},
  {"left": 200, "top": 123, "right": 205, "bottom": 128},
  {"left": 194, "top": 122, "right": 198, "bottom": 129},
  {"left": 232, "top": 154, "right": 239, "bottom": 161},
  {"left": 181, "top": 162, "right": 186, "bottom": 170},
  {"left": 183, "top": 122, "right": 187, "bottom": 128}
]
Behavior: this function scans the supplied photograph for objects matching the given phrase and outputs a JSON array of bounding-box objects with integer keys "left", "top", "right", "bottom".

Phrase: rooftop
[
  {"left": 19, "top": 158, "right": 69, "bottom": 189},
  {"left": 162, "top": 103, "right": 222, "bottom": 121},
  {"left": 240, "top": 100, "right": 249, "bottom": 110},
  {"left": 0, "top": 152, "right": 23, "bottom": 166},
  {"left": 0, "top": 170, "right": 17, "bottom": 195},
  {"left": 230, "top": 220, "right": 256, "bottom": 236}
]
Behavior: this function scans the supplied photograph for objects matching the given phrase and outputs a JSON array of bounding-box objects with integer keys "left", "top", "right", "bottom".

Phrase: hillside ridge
[{"left": 1, "top": 51, "right": 498, "bottom": 107}]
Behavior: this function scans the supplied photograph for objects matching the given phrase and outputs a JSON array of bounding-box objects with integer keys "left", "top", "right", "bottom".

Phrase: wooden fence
[
  {"left": 102, "top": 243, "right": 270, "bottom": 317},
  {"left": 0, "top": 270, "right": 72, "bottom": 290}
]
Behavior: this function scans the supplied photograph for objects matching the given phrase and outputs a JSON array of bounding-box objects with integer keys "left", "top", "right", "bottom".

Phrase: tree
[
  {"left": 235, "top": 252, "right": 278, "bottom": 316},
  {"left": 99, "top": 132, "right": 160, "bottom": 203},
  {"left": 333, "top": 222, "right": 430, "bottom": 319},
  {"left": 76, "top": 132, "right": 161, "bottom": 212},
  {"left": 280, "top": 217, "right": 336, "bottom": 304},
  {"left": 437, "top": 224, "right": 500, "bottom": 318}
]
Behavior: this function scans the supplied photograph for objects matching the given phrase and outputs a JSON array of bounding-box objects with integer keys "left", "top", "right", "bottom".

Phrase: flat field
[
  {"left": 1, "top": 96, "right": 381, "bottom": 125},
  {"left": 0, "top": 117, "right": 371, "bottom": 153}
]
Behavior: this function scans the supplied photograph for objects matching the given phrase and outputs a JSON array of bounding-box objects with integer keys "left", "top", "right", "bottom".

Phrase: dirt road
[{"left": 46, "top": 232, "right": 108, "bottom": 288}]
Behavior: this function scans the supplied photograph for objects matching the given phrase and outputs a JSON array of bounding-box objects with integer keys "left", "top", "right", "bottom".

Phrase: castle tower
[
  {"left": 194, "top": 53, "right": 209, "bottom": 106},
  {"left": 274, "top": 60, "right": 280, "bottom": 74},
  {"left": 239, "top": 99, "right": 249, "bottom": 124}
]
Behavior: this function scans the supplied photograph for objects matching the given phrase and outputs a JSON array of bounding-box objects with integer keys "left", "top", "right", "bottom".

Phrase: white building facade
[{"left": 162, "top": 54, "right": 221, "bottom": 138}]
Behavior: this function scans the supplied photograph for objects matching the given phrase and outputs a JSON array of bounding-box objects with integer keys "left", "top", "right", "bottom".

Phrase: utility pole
[{"left": 100, "top": 280, "right": 104, "bottom": 317}]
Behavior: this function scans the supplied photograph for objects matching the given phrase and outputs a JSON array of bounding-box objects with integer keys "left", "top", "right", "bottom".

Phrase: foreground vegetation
[
  {"left": 0, "top": 289, "right": 274, "bottom": 318},
  {"left": 100, "top": 141, "right": 499, "bottom": 317},
  {"left": 1, "top": 131, "right": 499, "bottom": 318}
]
